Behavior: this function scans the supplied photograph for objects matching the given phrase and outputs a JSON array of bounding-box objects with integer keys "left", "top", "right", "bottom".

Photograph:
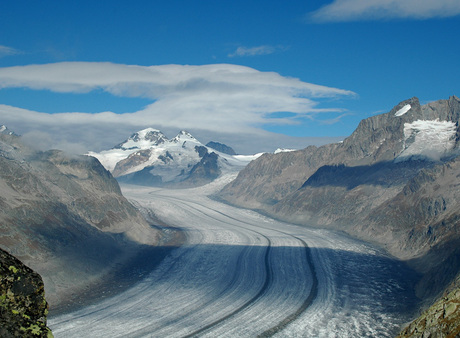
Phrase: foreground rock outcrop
[
  {"left": 0, "top": 248, "right": 53, "bottom": 337},
  {"left": 398, "top": 282, "right": 460, "bottom": 337}
]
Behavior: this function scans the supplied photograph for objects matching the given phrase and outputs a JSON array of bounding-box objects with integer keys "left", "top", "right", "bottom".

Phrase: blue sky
[{"left": 0, "top": 0, "right": 459, "bottom": 153}]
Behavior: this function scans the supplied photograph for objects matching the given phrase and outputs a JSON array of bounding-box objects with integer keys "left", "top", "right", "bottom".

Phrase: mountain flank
[
  {"left": 217, "top": 96, "right": 460, "bottom": 331},
  {"left": 0, "top": 131, "right": 160, "bottom": 311},
  {"left": 206, "top": 141, "right": 237, "bottom": 155}
]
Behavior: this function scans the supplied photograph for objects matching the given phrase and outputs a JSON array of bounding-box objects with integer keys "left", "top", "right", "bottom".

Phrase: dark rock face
[
  {"left": 195, "top": 145, "right": 209, "bottom": 158},
  {"left": 0, "top": 132, "right": 157, "bottom": 309},
  {"left": 0, "top": 248, "right": 53, "bottom": 338},
  {"left": 206, "top": 141, "right": 237, "bottom": 155},
  {"left": 186, "top": 152, "right": 221, "bottom": 185}
]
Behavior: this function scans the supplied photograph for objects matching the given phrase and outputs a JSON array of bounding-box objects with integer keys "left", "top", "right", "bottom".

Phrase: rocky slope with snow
[
  {"left": 88, "top": 128, "right": 259, "bottom": 187},
  {"left": 0, "top": 130, "right": 159, "bottom": 310},
  {"left": 218, "top": 96, "right": 460, "bottom": 303}
]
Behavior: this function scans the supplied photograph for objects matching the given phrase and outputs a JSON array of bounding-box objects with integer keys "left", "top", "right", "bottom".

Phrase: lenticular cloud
[
  {"left": 0, "top": 62, "right": 354, "bottom": 152},
  {"left": 0, "top": 62, "right": 353, "bottom": 99}
]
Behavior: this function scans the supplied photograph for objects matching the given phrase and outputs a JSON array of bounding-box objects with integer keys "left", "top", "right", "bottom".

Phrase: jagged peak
[
  {"left": 132, "top": 128, "right": 167, "bottom": 141},
  {"left": 390, "top": 97, "right": 420, "bottom": 116},
  {"left": 172, "top": 130, "right": 197, "bottom": 143},
  {"left": 114, "top": 127, "right": 168, "bottom": 150},
  {"left": 0, "top": 125, "right": 16, "bottom": 136}
]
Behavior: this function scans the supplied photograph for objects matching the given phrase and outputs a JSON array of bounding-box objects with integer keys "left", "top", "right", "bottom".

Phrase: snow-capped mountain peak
[
  {"left": 88, "top": 128, "right": 258, "bottom": 186},
  {"left": 114, "top": 128, "right": 168, "bottom": 151},
  {"left": 171, "top": 130, "right": 198, "bottom": 144},
  {"left": 0, "top": 125, "right": 16, "bottom": 136}
]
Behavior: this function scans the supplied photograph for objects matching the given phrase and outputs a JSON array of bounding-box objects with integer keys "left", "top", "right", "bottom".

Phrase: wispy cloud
[
  {"left": 308, "top": 0, "right": 460, "bottom": 22},
  {"left": 0, "top": 45, "right": 21, "bottom": 58},
  {"left": 0, "top": 62, "right": 354, "bottom": 153},
  {"left": 228, "top": 45, "right": 288, "bottom": 58},
  {"left": 318, "top": 112, "right": 353, "bottom": 125}
]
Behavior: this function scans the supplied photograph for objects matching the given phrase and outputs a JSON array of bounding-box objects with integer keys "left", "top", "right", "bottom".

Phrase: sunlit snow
[
  {"left": 87, "top": 128, "right": 260, "bottom": 181},
  {"left": 396, "top": 119, "right": 457, "bottom": 161},
  {"left": 394, "top": 104, "right": 411, "bottom": 116},
  {"left": 274, "top": 148, "right": 296, "bottom": 154}
]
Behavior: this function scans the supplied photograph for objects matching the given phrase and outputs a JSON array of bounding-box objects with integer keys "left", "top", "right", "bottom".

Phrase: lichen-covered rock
[
  {"left": 0, "top": 248, "right": 53, "bottom": 337},
  {"left": 397, "top": 285, "right": 460, "bottom": 338}
]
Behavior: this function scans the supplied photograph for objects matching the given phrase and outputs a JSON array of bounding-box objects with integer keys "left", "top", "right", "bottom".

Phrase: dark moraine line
[
  {"left": 183, "top": 237, "right": 273, "bottom": 338},
  {"left": 171, "top": 196, "right": 320, "bottom": 337},
  {"left": 257, "top": 236, "right": 318, "bottom": 337},
  {"left": 127, "top": 203, "right": 257, "bottom": 336},
  {"left": 156, "top": 194, "right": 319, "bottom": 337},
  {"left": 152, "top": 196, "right": 276, "bottom": 338},
  {"left": 191, "top": 200, "right": 320, "bottom": 337}
]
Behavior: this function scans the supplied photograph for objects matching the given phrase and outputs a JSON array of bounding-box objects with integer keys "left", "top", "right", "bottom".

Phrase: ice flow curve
[{"left": 49, "top": 178, "right": 418, "bottom": 337}]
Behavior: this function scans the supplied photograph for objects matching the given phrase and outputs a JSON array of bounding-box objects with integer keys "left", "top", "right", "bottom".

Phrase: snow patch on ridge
[
  {"left": 395, "top": 104, "right": 411, "bottom": 117},
  {"left": 395, "top": 119, "right": 456, "bottom": 162},
  {"left": 274, "top": 148, "right": 296, "bottom": 154}
]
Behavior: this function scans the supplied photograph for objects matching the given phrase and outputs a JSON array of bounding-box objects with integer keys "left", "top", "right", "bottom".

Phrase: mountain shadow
[{"left": 301, "top": 160, "right": 434, "bottom": 190}]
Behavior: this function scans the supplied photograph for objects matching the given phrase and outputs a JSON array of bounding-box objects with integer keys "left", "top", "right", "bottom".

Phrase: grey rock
[
  {"left": 206, "top": 141, "right": 237, "bottom": 155},
  {"left": 0, "top": 133, "right": 158, "bottom": 310}
]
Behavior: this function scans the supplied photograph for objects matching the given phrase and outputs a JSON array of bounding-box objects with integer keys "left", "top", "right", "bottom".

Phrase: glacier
[{"left": 49, "top": 175, "right": 418, "bottom": 337}]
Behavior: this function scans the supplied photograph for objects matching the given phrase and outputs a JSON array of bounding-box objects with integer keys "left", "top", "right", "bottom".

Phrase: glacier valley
[{"left": 48, "top": 174, "right": 419, "bottom": 337}]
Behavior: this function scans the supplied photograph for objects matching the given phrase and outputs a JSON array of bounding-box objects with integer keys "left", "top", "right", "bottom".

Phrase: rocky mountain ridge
[
  {"left": 0, "top": 131, "right": 159, "bottom": 310},
  {"left": 205, "top": 141, "right": 237, "bottom": 155},
  {"left": 218, "top": 96, "right": 460, "bottom": 305},
  {"left": 88, "top": 128, "right": 258, "bottom": 187}
]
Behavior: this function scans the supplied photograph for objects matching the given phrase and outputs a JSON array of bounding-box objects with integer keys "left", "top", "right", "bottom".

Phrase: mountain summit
[
  {"left": 88, "top": 128, "right": 259, "bottom": 187},
  {"left": 0, "top": 125, "right": 16, "bottom": 136}
]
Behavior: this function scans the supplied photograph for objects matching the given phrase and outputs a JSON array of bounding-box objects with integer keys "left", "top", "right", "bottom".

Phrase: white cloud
[
  {"left": 0, "top": 45, "right": 21, "bottom": 58},
  {"left": 318, "top": 112, "right": 353, "bottom": 125},
  {"left": 308, "top": 0, "right": 460, "bottom": 22},
  {"left": 0, "top": 62, "right": 354, "bottom": 153},
  {"left": 228, "top": 45, "right": 287, "bottom": 57}
]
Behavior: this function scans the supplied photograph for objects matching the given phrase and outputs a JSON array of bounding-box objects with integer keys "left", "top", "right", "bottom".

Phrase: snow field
[{"left": 397, "top": 119, "right": 457, "bottom": 161}]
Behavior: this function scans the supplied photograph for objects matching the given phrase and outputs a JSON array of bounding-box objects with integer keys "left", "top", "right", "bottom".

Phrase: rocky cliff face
[
  {"left": 0, "top": 248, "right": 53, "bottom": 337},
  {"left": 218, "top": 96, "right": 460, "bottom": 308},
  {"left": 205, "top": 141, "right": 237, "bottom": 155},
  {"left": 0, "top": 132, "right": 159, "bottom": 310}
]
